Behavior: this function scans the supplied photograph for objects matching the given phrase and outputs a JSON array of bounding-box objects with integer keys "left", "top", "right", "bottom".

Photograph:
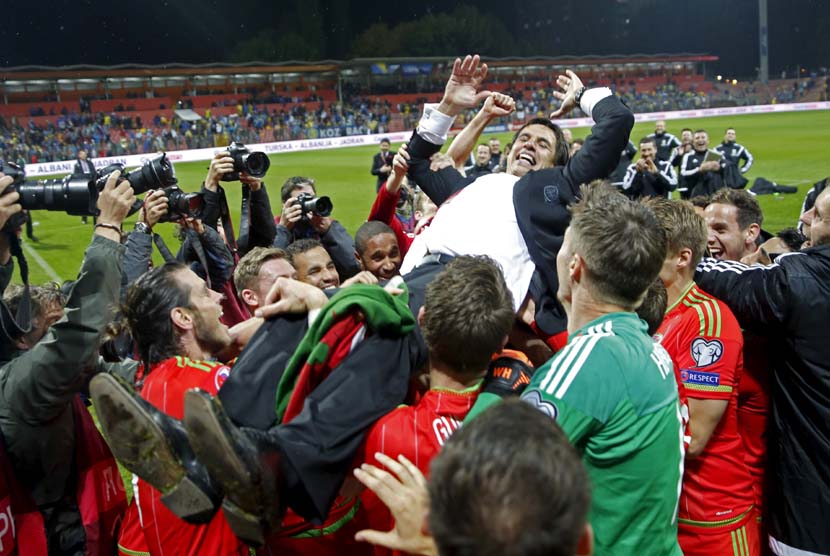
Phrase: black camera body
[
  {"left": 0, "top": 155, "right": 178, "bottom": 229},
  {"left": 221, "top": 142, "right": 270, "bottom": 182},
  {"left": 295, "top": 193, "right": 333, "bottom": 220},
  {"left": 158, "top": 186, "right": 204, "bottom": 223}
]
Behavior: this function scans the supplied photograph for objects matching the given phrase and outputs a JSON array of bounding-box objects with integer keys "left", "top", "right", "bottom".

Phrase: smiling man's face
[{"left": 506, "top": 124, "right": 558, "bottom": 178}]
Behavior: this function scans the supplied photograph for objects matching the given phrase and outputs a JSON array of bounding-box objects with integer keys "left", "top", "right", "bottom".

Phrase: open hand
[
  {"left": 437, "top": 55, "right": 491, "bottom": 117},
  {"left": 354, "top": 453, "right": 437, "bottom": 556},
  {"left": 550, "top": 70, "right": 585, "bottom": 119}
]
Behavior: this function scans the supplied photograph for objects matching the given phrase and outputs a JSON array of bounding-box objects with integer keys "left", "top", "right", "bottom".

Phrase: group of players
[{"left": 0, "top": 54, "right": 826, "bottom": 556}]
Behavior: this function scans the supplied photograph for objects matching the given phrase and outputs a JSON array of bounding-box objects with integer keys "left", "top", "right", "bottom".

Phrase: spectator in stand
[
  {"left": 353, "top": 221, "right": 402, "bottom": 281},
  {"left": 680, "top": 130, "right": 726, "bottom": 199},
  {"left": 646, "top": 197, "right": 759, "bottom": 556},
  {"left": 463, "top": 144, "right": 493, "bottom": 179},
  {"left": 648, "top": 120, "right": 681, "bottom": 162},
  {"left": 621, "top": 137, "right": 677, "bottom": 198},
  {"left": 274, "top": 176, "right": 360, "bottom": 280},
  {"left": 371, "top": 138, "right": 395, "bottom": 191},
  {"left": 715, "top": 128, "right": 754, "bottom": 175}
]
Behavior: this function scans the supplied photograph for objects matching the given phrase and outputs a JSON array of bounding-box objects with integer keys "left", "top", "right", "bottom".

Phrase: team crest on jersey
[
  {"left": 214, "top": 366, "right": 231, "bottom": 390},
  {"left": 522, "top": 390, "right": 558, "bottom": 421},
  {"left": 691, "top": 338, "right": 723, "bottom": 367}
]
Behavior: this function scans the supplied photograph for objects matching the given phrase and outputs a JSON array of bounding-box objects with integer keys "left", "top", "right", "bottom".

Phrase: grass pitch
[{"left": 18, "top": 109, "right": 829, "bottom": 285}]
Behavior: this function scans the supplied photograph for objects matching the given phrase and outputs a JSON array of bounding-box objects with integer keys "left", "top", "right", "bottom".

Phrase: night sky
[{"left": 1, "top": 0, "right": 827, "bottom": 78}]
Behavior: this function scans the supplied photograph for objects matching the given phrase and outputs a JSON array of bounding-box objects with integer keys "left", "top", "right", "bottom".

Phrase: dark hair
[
  {"left": 122, "top": 262, "right": 191, "bottom": 365},
  {"left": 511, "top": 117, "right": 569, "bottom": 167},
  {"left": 280, "top": 176, "right": 316, "bottom": 203},
  {"left": 639, "top": 136, "right": 656, "bottom": 147},
  {"left": 355, "top": 221, "right": 396, "bottom": 256},
  {"left": 429, "top": 399, "right": 590, "bottom": 556},
  {"left": 775, "top": 227, "right": 807, "bottom": 252},
  {"left": 725, "top": 127, "right": 736, "bottom": 133},
  {"left": 681, "top": 127, "right": 693, "bottom": 134},
  {"left": 688, "top": 195, "right": 711, "bottom": 209},
  {"left": 570, "top": 181, "right": 667, "bottom": 309},
  {"left": 379, "top": 138, "right": 390, "bottom": 145},
  {"left": 422, "top": 256, "right": 514, "bottom": 376},
  {"left": 709, "top": 188, "right": 764, "bottom": 230},
  {"left": 636, "top": 279, "right": 668, "bottom": 336},
  {"left": 286, "top": 238, "right": 325, "bottom": 264},
  {"left": 694, "top": 129, "right": 707, "bottom": 135}
]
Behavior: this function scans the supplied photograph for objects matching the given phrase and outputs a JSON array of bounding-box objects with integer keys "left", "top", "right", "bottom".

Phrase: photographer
[
  {"left": 274, "top": 176, "right": 361, "bottom": 280},
  {"left": 0, "top": 170, "right": 134, "bottom": 555},
  {"left": 201, "top": 149, "right": 277, "bottom": 257},
  {"left": 123, "top": 189, "right": 234, "bottom": 297}
]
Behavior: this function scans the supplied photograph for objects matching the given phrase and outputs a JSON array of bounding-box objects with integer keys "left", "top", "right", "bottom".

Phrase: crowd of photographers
[{"left": 0, "top": 54, "right": 827, "bottom": 556}]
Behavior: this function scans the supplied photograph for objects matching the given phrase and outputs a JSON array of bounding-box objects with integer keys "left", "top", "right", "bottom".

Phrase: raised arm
[
  {"left": 1, "top": 171, "right": 134, "bottom": 424},
  {"left": 407, "top": 55, "right": 492, "bottom": 206},
  {"left": 446, "top": 93, "right": 515, "bottom": 169}
]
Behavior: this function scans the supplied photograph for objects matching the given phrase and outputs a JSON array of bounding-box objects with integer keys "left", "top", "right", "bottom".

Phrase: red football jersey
[
  {"left": 358, "top": 385, "right": 480, "bottom": 556},
  {"left": 119, "top": 356, "right": 246, "bottom": 556},
  {"left": 657, "top": 283, "right": 755, "bottom": 526},
  {"left": 739, "top": 334, "right": 770, "bottom": 511}
]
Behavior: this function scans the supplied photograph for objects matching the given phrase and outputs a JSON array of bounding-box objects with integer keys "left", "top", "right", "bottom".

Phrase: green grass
[{"left": 18, "top": 110, "right": 829, "bottom": 285}]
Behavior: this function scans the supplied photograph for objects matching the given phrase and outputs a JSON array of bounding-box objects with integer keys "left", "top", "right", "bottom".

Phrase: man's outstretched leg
[
  {"left": 184, "top": 390, "right": 286, "bottom": 546},
  {"left": 89, "top": 373, "right": 222, "bottom": 523}
]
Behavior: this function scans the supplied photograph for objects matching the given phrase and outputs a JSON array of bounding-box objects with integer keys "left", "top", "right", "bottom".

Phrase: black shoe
[
  {"left": 184, "top": 389, "right": 285, "bottom": 547},
  {"left": 27, "top": 236, "right": 38, "bottom": 242},
  {"left": 89, "top": 373, "right": 222, "bottom": 523}
]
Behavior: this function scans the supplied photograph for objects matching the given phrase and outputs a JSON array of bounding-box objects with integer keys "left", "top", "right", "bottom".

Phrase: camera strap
[
  {"left": 236, "top": 185, "right": 251, "bottom": 255},
  {"left": 217, "top": 189, "right": 239, "bottom": 263},
  {"left": 0, "top": 232, "right": 32, "bottom": 344}
]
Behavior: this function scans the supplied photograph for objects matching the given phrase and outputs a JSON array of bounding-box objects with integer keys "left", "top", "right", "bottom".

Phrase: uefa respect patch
[{"left": 680, "top": 369, "right": 721, "bottom": 387}]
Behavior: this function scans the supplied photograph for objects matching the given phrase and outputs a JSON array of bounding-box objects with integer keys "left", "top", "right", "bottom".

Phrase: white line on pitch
[{"left": 21, "top": 241, "right": 62, "bottom": 282}]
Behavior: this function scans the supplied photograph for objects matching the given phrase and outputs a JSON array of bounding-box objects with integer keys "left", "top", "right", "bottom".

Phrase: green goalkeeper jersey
[{"left": 469, "top": 312, "right": 684, "bottom": 556}]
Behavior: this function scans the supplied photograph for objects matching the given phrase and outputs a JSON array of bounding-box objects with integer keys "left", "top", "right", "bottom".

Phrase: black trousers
[{"left": 218, "top": 261, "right": 443, "bottom": 522}]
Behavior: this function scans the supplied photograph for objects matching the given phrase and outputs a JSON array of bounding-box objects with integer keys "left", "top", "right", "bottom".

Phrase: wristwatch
[
  {"left": 134, "top": 221, "right": 151, "bottom": 234},
  {"left": 574, "top": 86, "right": 588, "bottom": 106}
]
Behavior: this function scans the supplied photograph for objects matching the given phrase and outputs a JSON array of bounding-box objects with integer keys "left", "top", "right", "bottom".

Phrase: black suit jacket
[
  {"left": 370, "top": 151, "right": 395, "bottom": 188},
  {"left": 72, "top": 158, "right": 95, "bottom": 178},
  {"left": 407, "top": 95, "right": 635, "bottom": 336}
]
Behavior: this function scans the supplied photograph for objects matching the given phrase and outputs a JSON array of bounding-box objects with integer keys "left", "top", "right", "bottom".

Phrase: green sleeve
[
  {"left": 0, "top": 235, "right": 124, "bottom": 425},
  {"left": 464, "top": 392, "right": 503, "bottom": 423}
]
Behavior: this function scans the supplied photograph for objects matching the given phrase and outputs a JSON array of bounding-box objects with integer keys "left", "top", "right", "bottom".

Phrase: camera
[
  {"left": 0, "top": 154, "right": 178, "bottom": 226},
  {"left": 295, "top": 193, "right": 333, "bottom": 220},
  {"left": 221, "top": 142, "right": 270, "bottom": 181},
  {"left": 158, "top": 186, "right": 204, "bottom": 223}
]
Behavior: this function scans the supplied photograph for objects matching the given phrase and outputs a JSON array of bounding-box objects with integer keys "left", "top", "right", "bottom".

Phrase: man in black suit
[
  {"left": 370, "top": 138, "right": 395, "bottom": 191},
  {"left": 73, "top": 149, "right": 96, "bottom": 224}
]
